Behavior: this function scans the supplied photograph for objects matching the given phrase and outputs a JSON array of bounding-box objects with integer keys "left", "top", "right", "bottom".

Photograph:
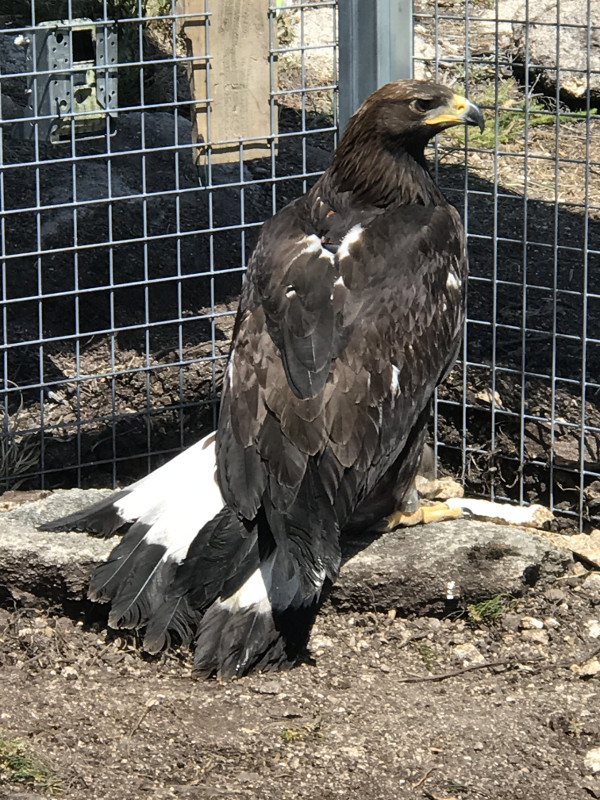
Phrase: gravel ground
[{"left": 1, "top": 559, "right": 600, "bottom": 800}]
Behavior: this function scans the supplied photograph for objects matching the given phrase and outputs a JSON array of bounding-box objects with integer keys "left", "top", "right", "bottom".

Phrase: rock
[
  {"left": 585, "top": 481, "right": 600, "bottom": 511},
  {"left": 468, "top": 0, "right": 524, "bottom": 56},
  {"left": 572, "top": 562, "right": 591, "bottom": 578},
  {"left": 451, "top": 642, "right": 486, "bottom": 665},
  {"left": 520, "top": 616, "right": 544, "bottom": 630},
  {"left": 510, "top": 0, "right": 600, "bottom": 105},
  {"left": 581, "top": 779, "right": 600, "bottom": 799},
  {"left": 415, "top": 475, "right": 464, "bottom": 501},
  {"left": 586, "top": 619, "right": 600, "bottom": 639},
  {"left": 545, "top": 587, "right": 567, "bottom": 603},
  {"left": 520, "top": 629, "right": 549, "bottom": 646},
  {"left": 413, "top": 29, "right": 436, "bottom": 81},
  {"left": 334, "top": 517, "right": 571, "bottom": 614},
  {"left": 248, "top": 679, "right": 282, "bottom": 696},
  {"left": 0, "top": 490, "right": 573, "bottom": 617},
  {"left": 0, "top": 489, "right": 114, "bottom": 603},
  {"left": 559, "top": 531, "right": 600, "bottom": 570},
  {"left": 571, "top": 658, "right": 600, "bottom": 678},
  {"left": 310, "top": 635, "right": 335, "bottom": 653},
  {"left": 501, "top": 613, "right": 522, "bottom": 632},
  {"left": 1, "top": 488, "right": 112, "bottom": 528},
  {"left": 274, "top": 4, "right": 335, "bottom": 82},
  {"left": 537, "top": 530, "right": 600, "bottom": 570},
  {"left": 62, "top": 665, "right": 79, "bottom": 681},
  {"left": 0, "top": 489, "right": 52, "bottom": 512},
  {"left": 584, "top": 747, "right": 600, "bottom": 774},
  {"left": 584, "top": 572, "right": 600, "bottom": 594}
]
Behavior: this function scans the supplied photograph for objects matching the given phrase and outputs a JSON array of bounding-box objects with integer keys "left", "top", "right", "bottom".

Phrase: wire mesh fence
[
  {"left": 413, "top": 0, "right": 599, "bottom": 531},
  {"left": 0, "top": 0, "right": 338, "bottom": 489},
  {"left": 1, "top": 0, "right": 598, "bottom": 531}
]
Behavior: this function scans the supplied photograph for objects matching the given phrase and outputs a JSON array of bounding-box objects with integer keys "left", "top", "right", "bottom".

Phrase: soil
[{"left": 1, "top": 563, "right": 600, "bottom": 800}]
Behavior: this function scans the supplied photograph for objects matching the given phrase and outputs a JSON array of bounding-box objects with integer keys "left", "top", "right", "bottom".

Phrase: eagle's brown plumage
[{"left": 45, "top": 80, "right": 484, "bottom": 678}]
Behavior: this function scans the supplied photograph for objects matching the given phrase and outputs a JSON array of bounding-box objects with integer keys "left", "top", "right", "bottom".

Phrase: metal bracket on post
[
  {"left": 338, "top": 0, "right": 413, "bottom": 132},
  {"left": 13, "top": 18, "right": 118, "bottom": 144}
]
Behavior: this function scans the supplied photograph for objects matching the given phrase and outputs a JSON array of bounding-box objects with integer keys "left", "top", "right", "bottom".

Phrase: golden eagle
[{"left": 46, "top": 80, "right": 484, "bottom": 678}]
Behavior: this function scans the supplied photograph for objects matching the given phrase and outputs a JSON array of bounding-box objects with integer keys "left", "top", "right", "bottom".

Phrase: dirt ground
[{"left": 1, "top": 560, "right": 600, "bottom": 800}]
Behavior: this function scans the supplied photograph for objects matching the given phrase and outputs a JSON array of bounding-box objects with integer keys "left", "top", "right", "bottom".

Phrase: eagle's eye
[{"left": 410, "top": 98, "right": 435, "bottom": 114}]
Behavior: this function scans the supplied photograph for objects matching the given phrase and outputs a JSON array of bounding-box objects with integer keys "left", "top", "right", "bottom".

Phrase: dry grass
[
  {"left": 1, "top": 386, "right": 40, "bottom": 489},
  {"left": 439, "top": 80, "right": 600, "bottom": 218}
]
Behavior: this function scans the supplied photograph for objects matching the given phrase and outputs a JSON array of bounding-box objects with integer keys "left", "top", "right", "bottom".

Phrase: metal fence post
[{"left": 338, "top": 0, "right": 413, "bottom": 131}]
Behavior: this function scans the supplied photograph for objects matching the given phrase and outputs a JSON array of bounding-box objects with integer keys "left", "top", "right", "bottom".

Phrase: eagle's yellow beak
[{"left": 425, "top": 94, "right": 485, "bottom": 132}]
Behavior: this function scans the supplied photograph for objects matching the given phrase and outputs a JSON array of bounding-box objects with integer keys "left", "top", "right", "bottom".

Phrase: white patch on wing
[
  {"left": 226, "top": 347, "right": 235, "bottom": 384},
  {"left": 219, "top": 556, "right": 275, "bottom": 614},
  {"left": 391, "top": 365, "right": 400, "bottom": 392},
  {"left": 334, "top": 275, "right": 345, "bottom": 287},
  {"left": 113, "top": 431, "right": 224, "bottom": 564},
  {"left": 446, "top": 270, "right": 461, "bottom": 290},
  {"left": 299, "top": 234, "right": 324, "bottom": 255},
  {"left": 292, "top": 234, "right": 333, "bottom": 266},
  {"left": 285, "top": 285, "right": 296, "bottom": 298},
  {"left": 337, "top": 224, "right": 363, "bottom": 261}
]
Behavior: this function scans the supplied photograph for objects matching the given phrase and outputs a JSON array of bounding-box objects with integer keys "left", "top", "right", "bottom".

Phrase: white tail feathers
[{"left": 113, "top": 431, "right": 224, "bottom": 554}]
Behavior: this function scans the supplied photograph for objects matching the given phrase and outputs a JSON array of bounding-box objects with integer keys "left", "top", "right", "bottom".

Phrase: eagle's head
[
  {"left": 351, "top": 79, "right": 485, "bottom": 147},
  {"left": 331, "top": 80, "right": 485, "bottom": 202}
]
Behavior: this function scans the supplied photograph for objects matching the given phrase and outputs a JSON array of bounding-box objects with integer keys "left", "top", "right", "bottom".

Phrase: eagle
[{"left": 46, "top": 80, "right": 484, "bottom": 678}]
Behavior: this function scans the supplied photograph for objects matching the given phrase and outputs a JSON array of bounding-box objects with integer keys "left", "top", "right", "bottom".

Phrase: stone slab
[{"left": 0, "top": 490, "right": 573, "bottom": 616}]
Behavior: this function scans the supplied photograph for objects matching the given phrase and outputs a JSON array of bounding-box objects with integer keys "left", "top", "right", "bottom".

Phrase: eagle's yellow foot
[{"left": 383, "top": 502, "right": 463, "bottom": 530}]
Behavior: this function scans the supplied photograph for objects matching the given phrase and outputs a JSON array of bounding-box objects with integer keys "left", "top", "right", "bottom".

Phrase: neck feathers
[{"left": 328, "top": 122, "right": 444, "bottom": 208}]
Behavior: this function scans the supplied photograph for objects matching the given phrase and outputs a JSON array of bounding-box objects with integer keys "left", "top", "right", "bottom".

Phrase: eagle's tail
[
  {"left": 96, "top": 498, "right": 327, "bottom": 676},
  {"left": 41, "top": 431, "right": 222, "bottom": 538},
  {"left": 43, "top": 432, "right": 330, "bottom": 677},
  {"left": 158, "top": 512, "right": 326, "bottom": 678}
]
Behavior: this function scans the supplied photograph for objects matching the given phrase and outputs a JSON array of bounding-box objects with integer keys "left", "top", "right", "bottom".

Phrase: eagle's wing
[
  {"left": 216, "top": 199, "right": 338, "bottom": 521},
  {"left": 217, "top": 198, "right": 466, "bottom": 532}
]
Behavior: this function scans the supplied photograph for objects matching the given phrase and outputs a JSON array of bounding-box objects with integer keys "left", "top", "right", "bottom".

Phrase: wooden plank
[{"left": 178, "top": 0, "right": 275, "bottom": 165}]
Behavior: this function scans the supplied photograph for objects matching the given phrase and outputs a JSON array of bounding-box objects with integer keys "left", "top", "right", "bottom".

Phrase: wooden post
[{"left": 178, "top": 0, "right": 275, "bottom": 166}]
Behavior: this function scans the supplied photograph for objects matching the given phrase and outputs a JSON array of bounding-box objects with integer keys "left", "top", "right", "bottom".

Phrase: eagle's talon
[{"left": 384, "top": 502, "right": 464, "bottom": 530}]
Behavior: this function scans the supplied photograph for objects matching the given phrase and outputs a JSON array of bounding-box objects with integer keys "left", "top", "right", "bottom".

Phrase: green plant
[
  {"left": 449, "top": 78, "right": 597, "bottom": 149},
  {"left": 0, "top": 731, "right": 60, "bottom": 794},
  {"left": 567, "top": 719, "right": 584, "bottom": 738},
  {"left": 467, "top": 594, "right": 515, "bottom": 627},
  {"left": 416, "top": 642, "right": 438, "bottom": 672}
]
